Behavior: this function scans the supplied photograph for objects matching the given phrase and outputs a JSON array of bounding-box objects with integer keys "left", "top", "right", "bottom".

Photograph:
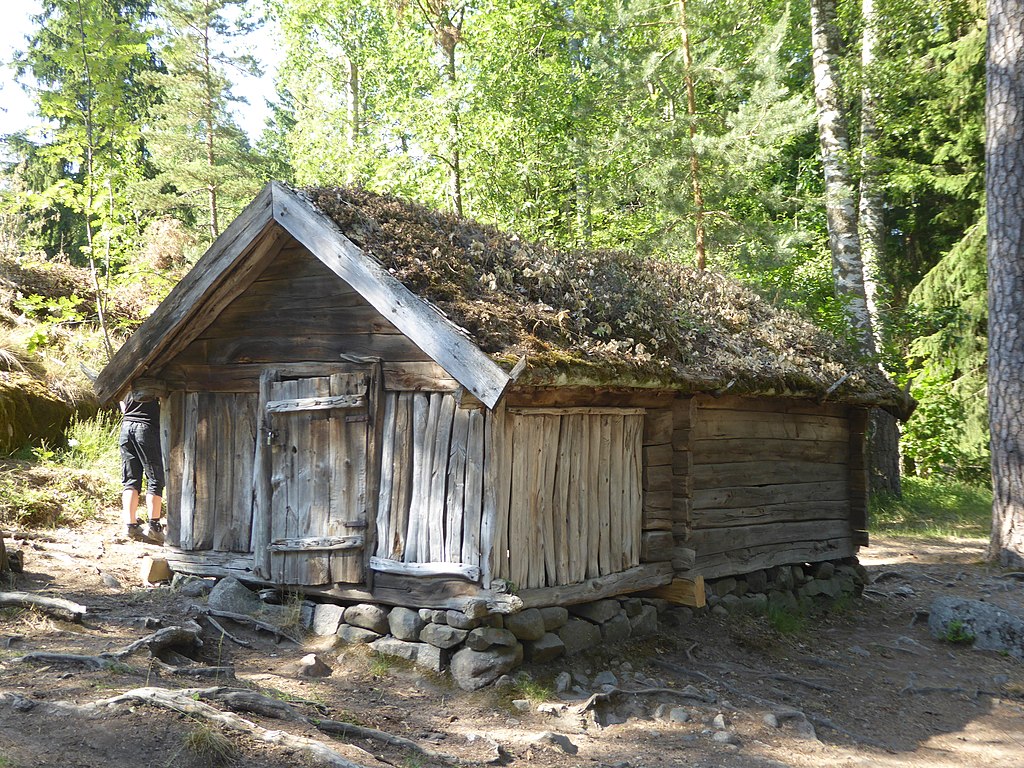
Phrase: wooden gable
[{"left": 95, "top": 182, "right": 513, "bottom": 408}]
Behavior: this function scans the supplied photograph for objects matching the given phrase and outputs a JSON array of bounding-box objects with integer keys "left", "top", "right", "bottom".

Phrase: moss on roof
[{"left": 304, "top": 186, "right": 906, "bottom": 410}]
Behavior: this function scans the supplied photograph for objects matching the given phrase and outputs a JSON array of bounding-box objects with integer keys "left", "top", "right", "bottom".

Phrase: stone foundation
[{"left": 313, "top": 595, "right": 665, "bottom": 691}]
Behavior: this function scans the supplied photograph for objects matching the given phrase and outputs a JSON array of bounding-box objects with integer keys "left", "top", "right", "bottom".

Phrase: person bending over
[{"left": 119, "top": 394, "right": 165, "bottom": 544}]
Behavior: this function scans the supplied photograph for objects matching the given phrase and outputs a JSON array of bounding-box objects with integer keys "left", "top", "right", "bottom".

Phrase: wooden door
[{"left": 264, "top": 373, "right": 370, "bottom": 585}]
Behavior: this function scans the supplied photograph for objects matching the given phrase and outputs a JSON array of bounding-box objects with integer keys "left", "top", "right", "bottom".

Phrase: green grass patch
[{"left": 870, "top": 476, "right": 991, "bottom": 538}]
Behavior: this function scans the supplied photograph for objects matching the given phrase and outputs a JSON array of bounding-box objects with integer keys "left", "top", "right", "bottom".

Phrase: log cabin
[{"left": 94, "top": 182, "right": 910, "bottom": 615}]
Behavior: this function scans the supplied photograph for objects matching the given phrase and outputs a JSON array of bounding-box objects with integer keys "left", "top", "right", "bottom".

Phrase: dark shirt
[{"left": 121, "top": 396, "right": 160, "bottom": 427}]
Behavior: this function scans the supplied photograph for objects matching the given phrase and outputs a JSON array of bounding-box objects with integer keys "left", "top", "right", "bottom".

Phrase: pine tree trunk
[
  {"left": 809, "top": 0, "right": 875, "bottom": 355},
  {"left": 676, "top": 0, "right": 707, "bottom": 270},
  {"left": 986, "top": 0, "right": 1024, "bottom": 567},
  {"left": 859, "top": 0, "right": 901, "bottom": 496}
]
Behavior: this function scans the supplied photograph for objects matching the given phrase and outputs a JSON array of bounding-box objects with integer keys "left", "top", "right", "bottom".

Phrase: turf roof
[{"left": 304, "top": 186, "right": 907, "bottom": 412}]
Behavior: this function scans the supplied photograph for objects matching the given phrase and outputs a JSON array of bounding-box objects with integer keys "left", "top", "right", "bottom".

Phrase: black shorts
[{"left": 120, "top": 421, "right": 165, "bottom": 497}]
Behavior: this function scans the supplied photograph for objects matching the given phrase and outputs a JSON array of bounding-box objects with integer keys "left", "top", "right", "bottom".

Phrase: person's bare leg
[
  {"left": 146, "top": 494, "right": 162, "bottom": 523},
  {"left": 122, "top": 489, "right": 139, "bottom": 525}
]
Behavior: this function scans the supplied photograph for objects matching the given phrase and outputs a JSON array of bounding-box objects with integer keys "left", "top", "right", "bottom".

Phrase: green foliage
[
  {"left": 940, "top": 619, "right": 976, "bottom": 645},
  {"left": 13, "top": 293, "right": 87, "bottom": 353},
  {"left": 507, "top": 675, "right": 553, "bottom": 704},
  {"left": 869, "top": 475, "right": 992, "bottom": 538}
]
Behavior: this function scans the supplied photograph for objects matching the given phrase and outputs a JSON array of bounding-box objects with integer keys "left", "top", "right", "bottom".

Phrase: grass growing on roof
[{"left": 869, "top": 476, "right": 991, "bottom": 539}]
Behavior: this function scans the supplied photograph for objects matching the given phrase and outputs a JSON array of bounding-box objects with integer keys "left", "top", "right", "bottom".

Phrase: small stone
[
  {"left": 430, "top": 609, "right": 448, "bottom": 624},
  {"left": 622, "top": 598, "right": 644, "bottom": 618},
  {"left": 762, "top": 713, "right": 779, "bottom": 728},
  {"left": 669, "top": 707, "right": 690, "bottom": 723},
  {"left": 711, "top": 604, "right": 729, "bottom": 618},
  {"left": 512, "top": 699, "right": 531, "bottom": 712},
  {"left": 791, "top": 719, "right": 818, "bottom": 741},
  {"left": 529, "top": 732, "right": 578, "bottom": 755},
  {"left": 418, "top": 608, "right": 434, "bottom": 622},
  {"left": 814, "top": 561, "right": 836, "bottom": 579},
  {"left": 642, "top": 597, "right": 669, "bottom": 613},
  {"left": 712, "top": 578, "right": 738, "bottom": 598},
  {"left": 619, "top": 661, "right": 633, "bottom": 674},
  {"left": 712, "top": 713, "right": 727, "bottom": 730},
  {"left": 746, "top": 569, "right": 768, "bottom": 593},
  {"left": 312, "top": 603, "right": 346, "bottom": 636},
  {"left": 592, "top": 670, "right": 618, "bottom": 688},
  {"left": 173, "top": 574, "right": 216, "bottom": 597},
  {"left": 494, "top": 674, "right": 516, "bottom": 690},
  {"left": 557, "top": 618, "right": 602, "bottom": 655},
  {"left": 629, "top": 604, "right": 658, "bottom": 636},
  {"left": 601, "top": 611, "right": 632, "bottom": 643},
  {"left": 466, "top": 627, "right": 518, "bottom": 651},
  {"left": 337, "top": 625, "right": 379, "bottom": 645},
  {"left": 504, "top": 608, "right": 546, "bottom": 641},
  {"left": 523, "top": 632, "right": 565, "bottom": 663},
  {"left": 449, "top": 646, "right": 519, "bottom": 691},
  {"left": 572, "top": 671, "right": 590, "bottom": 687},
  {"left": 570, "top": 599, "right": 620, "bottom": 624},
  {"left": 848, "top": 645, "right": 871, "bottom": 657},
  {"left": 711, "top": 730, "right": 741, "bottom": 746},
  {"left": 420, "top": 623, "right": 469, "bottom": 649},
  {"left": 297, "top": 653, "right": 332, "bottom": 678},
  {"left": 554, "top": 671, "right": 572, "bottom": 693}
]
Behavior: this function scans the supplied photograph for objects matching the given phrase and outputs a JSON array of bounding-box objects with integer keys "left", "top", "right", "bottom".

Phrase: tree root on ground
[{"left": 0, "top": 591, "right": 87, "bottom": 622}]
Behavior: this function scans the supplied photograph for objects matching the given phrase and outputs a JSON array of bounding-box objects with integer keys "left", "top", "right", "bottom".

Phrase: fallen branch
[
  {"left": 96, "top": 687, "right": 379, "bottom": 768},
  {"left": 200, "top": 608, "right": 302, "bottom": 644},
  {"left": 760, "top": 672, "right": 838, "bottom": 694},
  {"left": 12, "top": 651, "right": 124, "bottom": 670},
  {"left": 204, "top": 614, "right": 252, "bottom": 648},
  {"left": 316, "top": 718, "right": 457, "bottom": 762},
  {"left": 0, "top": 591, "right": 87, "bottom": 622}
]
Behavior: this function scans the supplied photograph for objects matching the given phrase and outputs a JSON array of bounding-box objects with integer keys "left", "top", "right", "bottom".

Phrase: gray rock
[
  {"left": 529, "top": 732, "right": 578, "bottom": 755},
  {"left": 745, "top": 569, "right": 768, "bottom": 593},
  {"left": 791, "top": 565, "right": 807, "bottom": 585},
  {"left": 669, "top": 707, "right": 690, "bottom": 724},
  {"left": 711, "top": 604, "right": 729, "bottom": 618},
  {"left": 642, "top": 597, "right": 669, "bottom": 613},
  {"left": 762, "top": 713, "right": 779, "bottom": 728},
  {"left": 712, "top": 578, "right": 738, "bottom": 598},
  {"left": 523, "top": 632, "right": 565, "bottom": 663},
  {"left": 539, "top": 606, "right": 569, "bottom": 631},
  {"left": 592, "top": 670, "right": 618, "bottom": 688},
  {"left": 711, "top": 731, "right": 741, "bottom": 746},
  {"left": 734, "top": 579, "right": 749, "bottom": 596},
  {"left": 848, "top": 645, "right": 871, "bottom": 657},
  {"left": 773, "top": 566, "right": 794, "bottom": 590},
  {"left": 814, "top": 561, "right": 836, "bottom": 579},
  {"left": 312, "top": 603, "right": 345, "bottom": 636},
  {"left": 630, "top": 604, "right": 658, "bottom": 636},
  {"left": 420, "top": 623, "right": 469, "bottom": 649},
  {"left": 207, "top": 576, "right": 262, "bottom": 615},
  {"left": 300, "top": 601, "right": 316, "bottom": 630},
  {"left": 557, "top": 618, "right": 602, "bottom": 655},
  {"left": 418, "top": 608, "right": 434, "bottom": 622},
  {"left": 450, "top": 646, "right": 519, "bottom": 691},
  {"left": 389, "top": 606, "right": 426, "bottom": 641},
  {"left": 928, "top": 596, "right": 1024, "bottom": 659},
  {"left": 512, "top": 699, "right": 531, "bottom": 712},
  {"left": 466, "top": 627, "right": 518, "bottom": 651},
  {"left": 720, "top": 594, "right": 743, "bottom": 612},
  {"left": 554, "top": 671, "right": 572, "bottom": 693},
  {"left": 570, "top": 599, "right": 621, "bottom": 624},
  {"left": 740, "top": 593, "right": 768, "bottom": 614},
  {"left": 622, "top": 598, "right": 644, "bottom": 618},
  {"left": 337, "top": 625, "right": 380, "bottom": 645},
  {"left": 601, "top": 611, "right": 633, "bottom": 643},
  {"left": 369, "top": 637, "right": 446, "bottom": 673},
  {"left": 445, "top": 609, "right": 481, "bottom": 630},
  {"left": 430, "top": 609, "right": 448, "bottom": 624},
  {"left": 345, "top": 603, "right": 390, "bottom": 634},
  {"left": 712, "top": 713, "right": 727, "bottom": 730},
  {"left": 504, "top": 608, "right": 546, "bottom": 641},
  {"left": 297, "top": 653, "right": 332, "bottom": 678},
  {"left": 174, "top": 575, "right": 216, "bottom": 598},
  {"left": 767, "top": 590, "right": 799, "bottom": 614},
  {"left": 461, "top": 599, "right": 491, "bottom": 620}
]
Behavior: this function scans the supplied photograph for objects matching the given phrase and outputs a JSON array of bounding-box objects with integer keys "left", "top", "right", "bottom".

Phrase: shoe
[
  {"left": 144, "top": 520, "right": 165, "bottom": 545},
  {"left": 126, "top": 523, "right": 146, "bottom": 542}
]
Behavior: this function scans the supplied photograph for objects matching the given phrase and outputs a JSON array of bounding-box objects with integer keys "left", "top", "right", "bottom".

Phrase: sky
[{"left": 0, "top": 0, "right": 278, "bottom": 144}]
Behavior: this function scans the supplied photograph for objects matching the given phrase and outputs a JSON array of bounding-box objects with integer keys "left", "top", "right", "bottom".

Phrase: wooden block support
[
  {"left": 642, "top": 575, "right": 705, "bottom": 608},
  {"left": 140, "top": 556, "right": 173, "bottom": 585},
  {"left": 643, "top": 408, "right": 674, "bottom": 445}
]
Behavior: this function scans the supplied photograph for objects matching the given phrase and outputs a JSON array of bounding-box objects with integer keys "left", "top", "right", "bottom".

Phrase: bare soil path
[{"left": 1, "top": 519, "right": 1022, "bottom": 768}]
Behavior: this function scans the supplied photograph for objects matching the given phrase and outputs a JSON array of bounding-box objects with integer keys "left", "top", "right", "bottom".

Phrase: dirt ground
[{"left": 1, "top": 518, "right": 1023, "bottom": 768}]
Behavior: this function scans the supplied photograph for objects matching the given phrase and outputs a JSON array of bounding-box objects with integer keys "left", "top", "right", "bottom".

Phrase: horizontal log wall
[{"left": 687, "top": 395, "right": 856, "bottom": 579}]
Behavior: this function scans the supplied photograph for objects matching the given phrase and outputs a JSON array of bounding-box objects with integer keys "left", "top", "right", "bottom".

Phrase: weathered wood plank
[
  {"left": 177, "top": 333, "right": 431, "bottom": 368},
  {"left": 629, "top": 413, "right": 644, "bottom": 566},
  {"left": 195, "top": 304, "right": 404, "bottom": 340},
  {"left": 597, "top": 414, "right": 612, "bottom": 576},
  {"left": 567, "top": 415, "right": 586, "bottom": 584},
  {"left": 375, "top": 393, "right": 397, "bottom": 559},
  {"left": 694, "top": 394, "right": 848, "bottom": 418},
  {"left": 643, "top": 443, "right": 673, "bottom": 467},
  {"left": 609, "top": 415, "right": 624, "bottom": 573},
  {"left": 688, "top": 519, "right": 852, "bottom": 557},
  {"left": 526, "top": 415, "right": 546, "bottom": 589},
  {"left": 211, "top": 395, "right": 235, "bottom": 552},
  {"left": 540, "top": 414, "right": 562, "bottom": 586},
  {"left": 331, "top": 372, "right": 369, "bottom": 584},
  {"left": 643, "top": 408, "right": 673, "bottom": 445},
  {"left": 461, "top": 408, "right": 485, "bottom": 567},
  {"left": 517, "top": 562, "right": 674, "bottom": 609},
  {"left": 164, "top": 391, "right": 184, "bottom": 549},
  {"left": 586, "top": 415, "right": 601, "bottom": 579},
  {"left": 272, "top": 183, "right": 513, "bottom": 407},
  {"left": 694, "top": 412, "right": 848, "bottom": 442},
  {"left": 506, "top": 407, "right": 646, "bottom": 416},
  {"left": 689, "top": 499, "right": 852, "bottom": 529},
  {"left": 481, "top": 402, "right": 509, "bottom": 586},
  {"left": 692, "top": 437, "right": 849, "bottom": 465},
  {"left": 641, "top": 530, "right": 674, "bottom": 562},
  {"left": 672, "top": 396, "right": 695, "bottom": 429},
  {"left": 692, "top": 460, "right": 848, "bottom": 488},
  {"left": 368, "top": 556, "right": 480, "bottom": 581},
  {"left": 268, "top": 535, "right": 364, "bottom": 552},
  {"left": 305, "top": 377, "right": 332, "bottom": 584},
  {"left": 693, "top": 481, "right": 849, "bottom": 510},
  {"left": 640, "top": 576, "right": 706, "bottom": 607},
  {"left": 552, "top": 416, "right": 572, "bottom": 586},
  {"left": 446, "top": 407, "right": 470, "bottom": 563},
  {"left": 643, "top": 464, "right": 673, "bottom": 492},
  {"left": 264, "top": 394, "right": 365, "bottom": 413},
  {"left": 694, "top": 537, "right": 857, "bottom": 580},
  {"left": 389, "top": 393, "right": 414, "bottom": 561},
  {"left": 505, "top": 387, "right": 675, "bottom": 409},
  {"left": 427, "top": 393, "right": 455, "bottom": 563},
  {"left": 219, "top": 393, "right": 256, "bottom": 553},
  {"left": 404, "top": 393, "right": 430, "bottom": 563},
  {"left": 192, "top": 395, "right": 215, "bottom": 550},
  {"left": 250, "top": 370, "right": 277, "bottom": 577},
  {"left": 508, "top": 413, "right": 530, "bottom": 588},
  {"left": 848, "top": 407, "right": 869, "bottom": 546}
]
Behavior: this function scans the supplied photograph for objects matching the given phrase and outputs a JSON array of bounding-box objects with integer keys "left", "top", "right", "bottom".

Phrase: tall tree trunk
[
  {"left": 444, "top": 39, "right": 463, "bottom": 217},
  {"left": 203, "top": 21, "right": 219, "bottom": 240},
  {"left": 810, "top": 0, "right": 875, "bottom": 355},
  {"left": 346, "top": 54, "right": 360, "bottom": 148},
  {"left": 986, "top": 0, "right": 1024, "bottom": 567},
  {"left": 676, "top": 0, "right": 707, "bottom": 270},
  {"left": 859, "top": 0, "right": 901, "bottom": 496}
]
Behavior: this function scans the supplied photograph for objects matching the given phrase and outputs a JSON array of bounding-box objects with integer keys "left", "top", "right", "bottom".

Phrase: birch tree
[{"left": 986, "top": 0, "right": 1024, "bottom": 566}]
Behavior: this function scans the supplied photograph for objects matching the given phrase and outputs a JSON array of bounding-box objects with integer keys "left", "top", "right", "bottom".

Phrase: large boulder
[
  {"left": 450, "top": 646, "right": 519, "bottom": 691},
  {"left": 0, "top": 374, "right": 87, "bottom": 455},
  {"left": 389, "top": 606, "right": 426, "bottom": 641},
  {"left": 928, "top": 597, "right": 1024, "bottom": 659},
  {"left": 345, "top": 603, "right": 390, "bottom": 634},
  {"left": 207, "top": 576, "right": 263, "bottom": 615},
  {"left": 503, "top": 608, "right": 546, "bottom": 641}
]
